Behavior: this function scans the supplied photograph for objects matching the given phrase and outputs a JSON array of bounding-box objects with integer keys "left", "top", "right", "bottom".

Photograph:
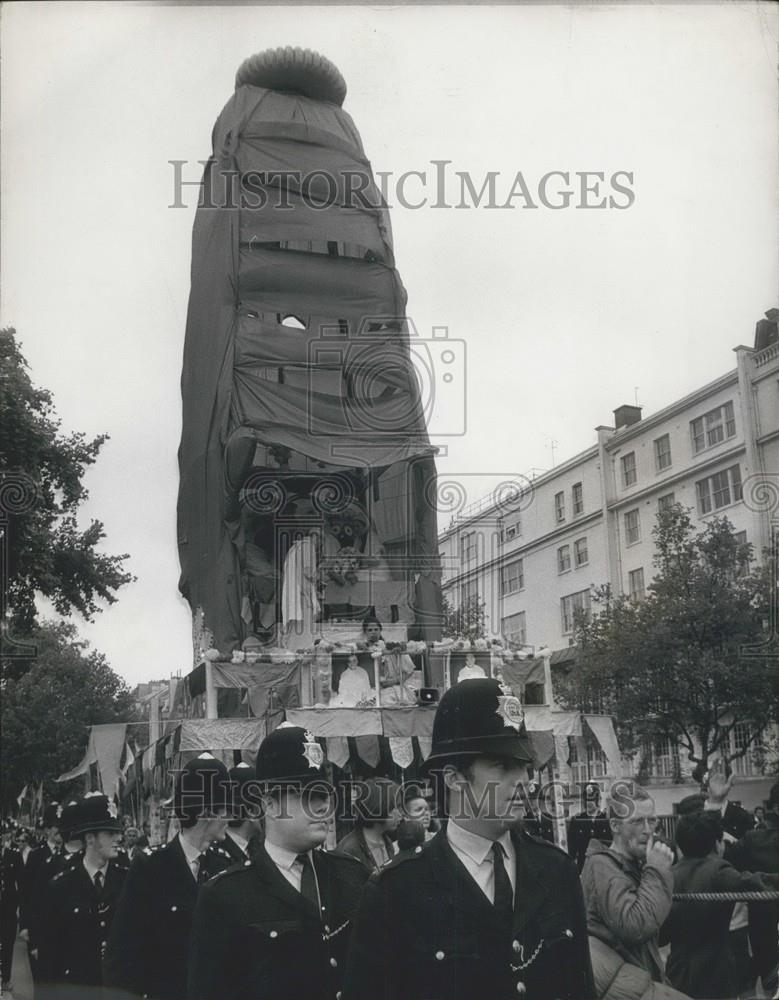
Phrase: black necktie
[
  {"left": 491, "top": 842, "right": 513, "bottom": 923},
  {"left": 296, "top": 853, "right": 319, "bottom": 910},
  {"left": 196, "top": 856, "right": 209, "bottom": 884},
  {"left": 94, "top": 870, "right": 104, "bottom": 895}
]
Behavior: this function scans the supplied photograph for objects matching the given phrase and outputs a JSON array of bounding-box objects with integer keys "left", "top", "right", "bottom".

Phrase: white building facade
[{"left": 439, "top": 336, "right": 779, "bottom": 812}]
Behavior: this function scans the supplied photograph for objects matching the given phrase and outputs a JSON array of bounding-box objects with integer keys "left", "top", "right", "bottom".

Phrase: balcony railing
[{"left": 754, "top": 341, "right": 779, "bottom": 368}]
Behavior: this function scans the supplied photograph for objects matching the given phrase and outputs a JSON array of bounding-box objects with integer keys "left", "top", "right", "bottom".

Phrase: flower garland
[{"left": 202, "top": 637, "right": 546, "bottom": 666}]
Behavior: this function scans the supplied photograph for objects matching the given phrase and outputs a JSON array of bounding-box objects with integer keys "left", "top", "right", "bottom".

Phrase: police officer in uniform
[
  {"left": 1, "top": 824, "right": 24, "bottom": 991},
  {"left": 188, "top": 725, "right": 370, "bottom": 1000},
  {"left": 24, "top": 801, "right": 84, "bottom": 983},
  {"left": 342, "top": 678, "right": 595, "bottom": 1000},
  {"left": 19, "top": 803, "right": 62, "bottom": 957},
  {"left": 202, "top": 762, "right": 264, "bottom": 870},
  {"left": 103, "top": 753, "right": 232, "bottom": 1000},
  {"left": 36, "top": 793, "right": 128, "bottom": 997}
]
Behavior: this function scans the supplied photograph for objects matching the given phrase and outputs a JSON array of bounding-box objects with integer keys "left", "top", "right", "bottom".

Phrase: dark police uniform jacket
[
  {"left": 342, "top": 826, "right": 596, "bottom": 1000},
  {"left": 20, "top": 841, "right": 58, "bottom": 934},
  {"left": 25, "top": 849, "right": 83, "bottom": 956},
  {"left": 188, "top": 842, "right": 370, "bottom": 1000},
  {"left": 37, "top": 858, "right": 128, "bottom": 989},
  {"left": 103, "top": 837, "right": 203, "bottom": 1000}
]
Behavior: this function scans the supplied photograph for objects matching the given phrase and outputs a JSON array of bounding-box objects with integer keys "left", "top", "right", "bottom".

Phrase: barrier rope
[{"left": 672, "top": 891, "right": 779, "bottom": 902}]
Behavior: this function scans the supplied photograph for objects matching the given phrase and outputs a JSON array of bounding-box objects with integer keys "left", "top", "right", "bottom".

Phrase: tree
[
  {"left": 441, "top": 593, "right": 487, "bottom": 641},
  {"left": 0, "top": 621, "right": 138, "bottom": 811},
  {"left": 0, "top": 328, "right": 134, "bottom": 641},
  {"left": 557, "top": 504, "right": 778, "bottom": 784}
]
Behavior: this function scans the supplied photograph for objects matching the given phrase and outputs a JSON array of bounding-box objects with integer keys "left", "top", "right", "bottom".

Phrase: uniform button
[
  {"left": 330, "top": 957, "right": 338, "bottom": 968},
  {"left": 100, "top": 921, "right": 106, "bottom": 927},
  {"left": 435, "top": 951, "right": 445, "bottom": 961},
  {"left": 65, "top": 971, "right": 70, "bottom": 976},
  {"left": 565, "top": 929, "right": 573, "bottom": 938},
  {"left": 171, "top": 905, "right": 177, "bottom": 912},
  {"left": 336, "top": 993, "right": 342, "bottom": 1000},
  {"left": 414, "top": 846, "right": 422, "bottom": 853},
  {"left": 516, "top": 983, "right": 527, "bottom": 995},
  {"left": 512, "top": 940, "right": 521, "bottom": 954},
  {"left": 324, "top": 925, "right": 330, "bottom": 933},
  {"left": 270, "top": 931, "right": 278, "bottom": 939}
]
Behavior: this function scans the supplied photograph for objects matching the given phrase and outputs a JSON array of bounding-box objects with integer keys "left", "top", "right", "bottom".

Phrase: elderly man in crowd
[{"left": 580, "top": 781, "right": 686, "bottom": 999}]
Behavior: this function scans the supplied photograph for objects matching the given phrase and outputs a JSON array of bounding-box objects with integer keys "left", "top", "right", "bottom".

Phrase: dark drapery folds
[{"left": 177, "top": 77, "right": 442, "bottom": 653}]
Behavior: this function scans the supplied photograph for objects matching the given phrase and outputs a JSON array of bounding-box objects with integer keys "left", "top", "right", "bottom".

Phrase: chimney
[{"left": 613, "top": 404, "right": 642, "bottom": 429}]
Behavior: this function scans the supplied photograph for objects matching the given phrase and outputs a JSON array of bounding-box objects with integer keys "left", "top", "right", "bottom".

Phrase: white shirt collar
[
  {"left": 83, "top": 856, "right": 108, "bottom": 881},
  {"left": 447, "top": 821, "right": 513, "bottom": 866},
  {"left": 177, "top": 832, "right": 202, "bottom": 867},
  {"left": 265, "top": 838, "right": 304, "bottom": 872},
  {"left": 226, "top": 829, "right": 249, "bottom": 854}
]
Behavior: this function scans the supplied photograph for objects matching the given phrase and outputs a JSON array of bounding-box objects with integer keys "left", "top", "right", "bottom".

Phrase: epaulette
[
  {"left": 519, "top": 828, "right": 571, "bottom": 857},
  {"left": 328, "top": 850, "right": 369, "bottom": 868},
  {"left": 376, "top": 847, "right": 425, "bottom": 875},
  {"left": 209, "top": 860, "right": 252, "bottom": 884}
]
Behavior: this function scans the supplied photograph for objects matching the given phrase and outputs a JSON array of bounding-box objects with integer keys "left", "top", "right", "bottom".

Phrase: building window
[
  {"left": 459, "top": 579, "right": 478, "bottom": 607},
  {"left": 645, "top": 736, "right": 681, "bottom": 779},
  {"left": 654, "top": 434, "right": 672, "bottom": 472},
  {"left": 561, "top": 589, "right": 591, "bottom": 634},
  {"left": 569, "top": 741, "right": 608, "bottom": 783},
  {"left": 574, "top": 537, "right": 588, "bottom": 567},
  {"left": 572, "top": 482, "right": 584, "bottom": 516},
  {"left": 557, "top": 545, "right": 571, "bottom": 573},
  {"left": 624, "top": 509, "right": 641, "bottom": 545},
  {"left": 621, "top": 452, "right": 637, "bottom": 488},
  {"left": 658, "top": 492, "right": 676, "bottom": 513},
  {"left": 460, "top": 531, "right": 477, "bottom": 565},
  {"left": 500, "top": 558, "right": 524, "bottom": 596},
  {"left": 696, "top": 465, "right": 743, "bottom": 515},
  {"left": 628, "top": 568, "right": 645, "bottom": 601},
  {"left": 500, "top": 519, "right": 521, "bottom": 544},
  {"left": 690, "top": 400, "right": 736, "bottom": 454},
  {"left": 501, "top": 611, "right": 527, "bottom": 646},
  {"left": 729, "top": 722, "right": 766, "bottom": 777},
  {"left": 554, "top": 491, "right": 565, "bottom": 523}
]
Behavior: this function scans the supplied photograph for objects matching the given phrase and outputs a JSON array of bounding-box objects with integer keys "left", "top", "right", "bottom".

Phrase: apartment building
[{"left": 438, "top": 328, "right": 779, "bottom": 809}]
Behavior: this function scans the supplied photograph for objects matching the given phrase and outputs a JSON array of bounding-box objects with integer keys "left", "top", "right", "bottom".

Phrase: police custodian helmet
[
  {"left": 73, "top": 792, "right": 123, "bottom": 836},
  {"left": 255, "top": 723, "right": 330, "bottom": 792},
  {"left": 421, "top": 678, "right": 534, "bottom": 772},
  {"left": 172, "top": 753, "right": 233, "bottom": 821}
]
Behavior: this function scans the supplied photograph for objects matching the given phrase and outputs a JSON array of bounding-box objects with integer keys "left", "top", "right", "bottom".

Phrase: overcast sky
[{"left": 2, "top": 2, "right": 777, "bottom": 687}]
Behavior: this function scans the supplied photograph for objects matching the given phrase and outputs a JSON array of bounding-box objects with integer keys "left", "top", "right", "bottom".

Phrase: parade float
[{"left": 59, "top": 48, "right": 621, "bottom": 848}]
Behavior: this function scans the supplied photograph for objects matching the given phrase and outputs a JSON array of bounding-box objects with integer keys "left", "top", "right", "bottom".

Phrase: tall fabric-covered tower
[{"left": 177, "top": 48, "right": 441, "bottom": 657}]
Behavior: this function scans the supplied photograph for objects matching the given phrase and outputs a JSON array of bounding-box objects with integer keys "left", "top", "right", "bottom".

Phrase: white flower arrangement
[
  {"left": 230, "top": 650, "right": 246, "bottom": 663},
  {"left": 205, "top": 648, "right": 221, "bottom": 662}
]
